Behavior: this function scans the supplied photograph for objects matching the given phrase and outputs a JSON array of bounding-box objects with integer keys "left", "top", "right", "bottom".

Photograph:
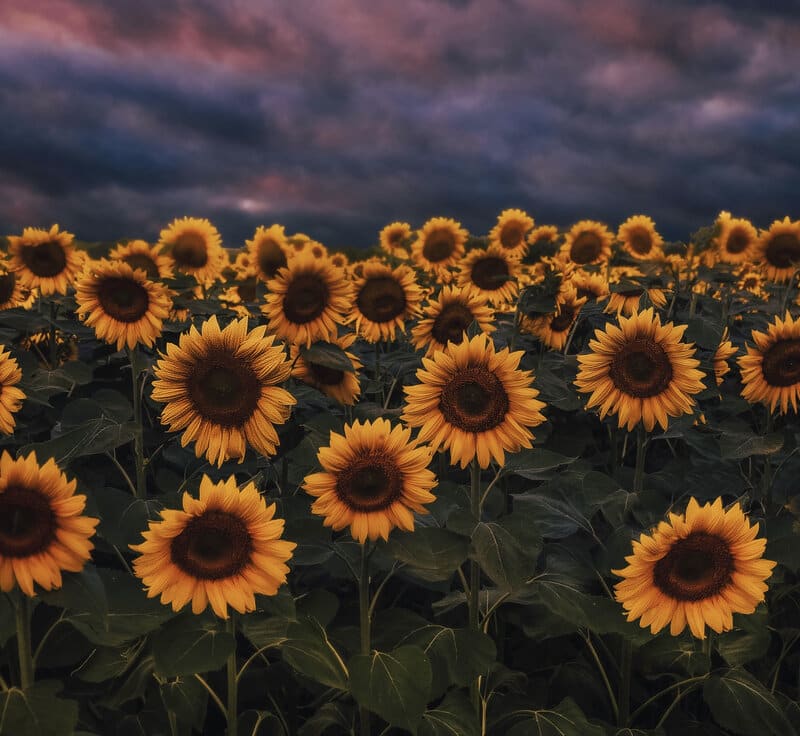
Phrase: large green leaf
[
  {"left": 703, "top": 667, "right": 797, "bottom": 736},
  {"left": 419, "top": 691, "right": 478, "bottom": 736},
  {"left": 501, "top": 449, "right": 578, "bottom": 479},
  {"left": 0, "top": 682, "right": 79, "bottom": 736},
  {"left": 385, "top": 527, "right": 470, "bottom": 582},
  {"left": 718, "top": 431, "right": 784, "bottom": 460},
  {"left": 514, "top": 493, "right": 594, "bottom": 539},
  {"left": 505, "top": 697, "right": 605, "bottom": 736},
  {"left": 160, "top": 676, "right": 208, "bottom": 731},
  {"left": 152, "top": 615, "right": 235, "bottom": 677},
  {"left": 281, "top": 617, "right": 349, "bottom": 690},
  {"left": 300, "top": 341, "right": 356, "bottom": 372},
  {"left": 349, "top": 646, "right": 432, "bottom": 733},
  {"left": 471, "top": 520, "right": 536, "bottom": 591},
  {"left": 20, "top": 418, "right": 138, "bottom": 464}
]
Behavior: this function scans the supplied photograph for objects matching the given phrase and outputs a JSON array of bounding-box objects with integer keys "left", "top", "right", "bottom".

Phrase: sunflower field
[{"left": 0, "top": 210, "right": 799, "bottom": 736}]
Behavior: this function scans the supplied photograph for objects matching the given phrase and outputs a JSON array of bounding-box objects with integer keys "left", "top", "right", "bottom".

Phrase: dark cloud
[{"left": 0, "top": 0, "right": 799, "bottom": 248}]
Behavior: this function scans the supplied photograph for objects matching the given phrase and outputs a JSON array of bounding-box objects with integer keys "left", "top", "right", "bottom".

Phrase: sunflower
[
  {"left": 714, "top": 211, "right": 758, "bottom": 265},
  {"left": 0, "top": 452, "right": 98, "bottom": 597},
  {"left": 605, "top": 284, "right": 668, "bottom": 317},
  {"left": 738, "top": 311, "right": 800, "bottom": 414},
  {"left": 456, "top": 246, "right": 519, "bottom": 305},
  {"left": 488, "top": 209, "right": 534, "bottom": 259},
  {"left": 714, "top": 329, "right": 738, "bottom": 386},
  {"left": 521, "top": 285, "right": 587, "bottom": 351},
  {"left": 291, "top": 333, "right": 362, "bottom": 405},
  {"left": 294, "top": 238, "right": 328, "bottom": 260},
  {"left": 7, "top": 224, "right": 84, "bottom": 296},
  {"left": 410, "top": 285, "right": 496, "bottom": 356},
  {"left": 570, "top": 270, "right": 610, "bottom": 302},
  {"left": 755, "top": 217, "right": 800, "bottom": 282},
  {"left": 617, "top": 215, "right": 663, "bottom": 261},
  {"left": 131, "top": 474, "right": 295, "bottom": 619},
  {"left": 0, "top": 348, "right": 24, "bottom": 434},
  {"left": 527, "top": 225, "right": 559, "bottom": 249},
  {"left": 158, "top": 217, "right": 226, "bottom": 284},
  {"left": 329, "top": 252, "right": 349, "bottom": 270},
  {"left": 245, "top": 225, "right": 292, "bottom": 283},
  {"left": 151, "top": 316, "right": 296, "bottom": 466},
  {"left": 108, "top": 240, "right": 173, "bottom": 280},
  {"left": 613, "top": 497, "right": 775, "bottom": 639},
  {"left": 262, "top": 251, "right": 351, "bottom": 348},
  {"left": 380, "top": 222, "right": 413, "bottom": 259},
  {"left": 303, "top": 419, "right": 437, "bottom": 543},
  {"left": 349, "top": 260, "right": 423, "bottom": 342},
  {"left": 0, "top": 267, "right": 29, "bottom": 310},
  {"left": 402, "top": 332, "right": 547, "bottom": 468},
  {"left": 561, "top": 221, "right": 614, "bottom": 266},
  {"left": 575, "top": 308, "right": 706, "bottom": 432},
  {"left": 19, "top": 331, "right": 78, "bottom": 368},
  {"left": 75, "top": 260, "right": 173, "bottom": 351},
  {"left": 411, "top": 217, "right": 468, "bottom": 280}
]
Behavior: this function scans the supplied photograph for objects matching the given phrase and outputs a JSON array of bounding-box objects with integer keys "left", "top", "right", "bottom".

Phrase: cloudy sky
[{"left": 1, "top": 0, "right": 799, "bottom": 248}]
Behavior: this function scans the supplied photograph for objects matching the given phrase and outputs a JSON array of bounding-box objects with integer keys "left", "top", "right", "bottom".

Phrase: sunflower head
[
  {"left": 7, "top": 224, "right": 84, "bottom": 296},
  {"left": 131, "top": 474, "right": 295, "bottom": 618},
  {"left": 756, "top": 217, "right": 800, "bottom": 282},
  {"left": 613, "top": 498, "right": 775, "bottom": 639},
  {"left": 108, "top": 240, "right": 173, "bottom": 280},
  {"left": 570, "top": 269, "right": 610, "bottom": 302},
  {"left": 402, "top": 332, "right": 547, "bottom": 468},
  {"left": 291, "top": 333, "right": 363, "bottom": 405},
  {"left": 575, "top": 308, "right": 706, "bottom": 432},
  {"left": 521, "top": 284, "right": 587, "bottom": 351},
  {"left": 457, "top": 245, "right": 519, "bottom": 305},
  {"left": 561, "top": 221, "right": 614, "bottom": 266},
  {"left": 152, "top": 316, "right": 297, "bottom": 466},
  {"left": 262, "top": 251, "right": 351, "bottom": 348},
  {"left": 0, "top": 266, "right": 29, "bottom": 311},
  {"left": 527, "top": 225, "right": 560, "bottom": 249},
  {"left": 303, "top": 418, "right": 437, "bottom": 543},
  {"left": 0, "top": 347, "right": 25, "bottom": 434},
  {"left": 714, "top": 212, "right": 757, "bottom": 265},
  {"left": 617, "top": 215, "right": 663, "bottom": 261},
  {"left": 714, "top": 328, "right": 737, "bottom": 387},
  {"left": 242, "top": 224, "right": 290, "bottom": 282},
  {"left": 411, "top": 217, "right": 468, "bottom": 279},
  {"left": 75, "top": 260, "right": 173, "bottom": 351},
  {"left": 380, "top": 222, "right": 413, "bottom": 259},
  {"left": 158, "top": 217, "right": 226, "bottom": 284},
  {"left": 0, "top": 451, "right": 98, "bottom": 596},
  {"left": 488, "top": 209, "right": 534, "bottom": 259}
]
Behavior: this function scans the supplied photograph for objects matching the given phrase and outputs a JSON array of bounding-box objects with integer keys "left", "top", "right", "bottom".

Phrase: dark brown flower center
[
  {"left": 609, "top": 337, "right": 673, "bottom": 398},
  {"left": 172, "top": 233, "right": 209, "bottom": 268},
  {"left": 188, "top": 351, "right": 261, "bottom": 426},
  {"left": 628, "top": 228, "right": 653, "bottom": 255},
  {"left": 0, "top": 273, "right": 17, "bottom": 304},
  {"left": 357, "top": 276, "right": 406, "bottom": 323},
  {"left": 336, "top": 452, "right": 403, "bottom": 512},
  {"left": 471, "top": 257, "right": 510, "bottom": 291},
  {"left": 388, "top": 228, "right": 405, "bottom": 245},
  {"left": 97, "top": 277, "right": 150, "bottom": 323},
  {"left": 422, "top": 230, "right": 456, "bottom": 263},
  {"left": 308, "top": 361, "right": 345, "bottom": 386},
  {"left": 283, "top": 274, "right": 329, "bottom": 324},
  {"left": 0, "top": 487, "right": 56, "bottom": 558},
  {"left": 725, "top": 228, "right": 751, "bottom": 255},
  {"left": 439, "top": 366, "right": 509, "bottom": 432},
  {"left": 550, "top": 307, "right": 575, "bottom": 333},
  {"left": 761, "top": 339, "right": 800, "bottom": 387},
  {"left": 122, "top": 253, "right": 160, "bottom": 279},
  {"left": 21, "top": 240, "right": 68, "bottom": 277},
  {"left": 236, "top": 278, "right": 258, "bottom": 303},
  {"left": 570, "top": 232, "right": 603, "bottom": 264},
  {"left": 500, "top": 224, "right": 524, "bottom": 249},
  {"left": 432, "top": 302, "right": 475, "bottom": 345},
  {"left": 765, "top": 232, "right": 800, "bottom": 269},
  {"left": 653, "top": 532, "right": 733, "bottom": 601},
  {"left": 171, "top": 509, "right": 252, "bottom": 579}
]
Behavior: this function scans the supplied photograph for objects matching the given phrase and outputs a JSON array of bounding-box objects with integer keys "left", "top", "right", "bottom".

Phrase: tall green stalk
[
  {"left": 15, "top": 594, "right": 34, "bottom": 689},
  {"left": 359, "top": 542, "right": 372, "bottom": 736},
  {"left": 226, "top": 615, "right": 238, "bottom": 736},
  {"left": 469, "top": 459, "right": 482, "bottom": 714},
  {"left": 127, "top": 348, "right": 147, "bottom": 499},
  {"left": 48, "top": 300, "right": 59, "bottom": 369}
]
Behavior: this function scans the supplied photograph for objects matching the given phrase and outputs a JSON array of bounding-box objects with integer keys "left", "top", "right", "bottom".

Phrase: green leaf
[
  {"left": 501, "top": 449, "right": 578, "bottom": 479},
  {"left": 505, "top": 697, "right": 605, "bottom": 736},
  {"left": 0, "top": 682, "right": 79, "bottom": 736},
  {"left": 21, "top": 418, "right": 137, "bottom": 464},
  {"left": 703, "top": 667, "right": 796, "bottom": 736},
  {"left": 152, "top": 615, "right": 235, "bottom": 677},
  {"left": 719, "top": 431, "right": 784, "bottom": 460},
  {"left": 385, "top": 527, "right": 470, "bottom": 582},
  {"left": 281, "top": 617, "right": 349, "bottom": 690},
  {"left": 349, "top": 646, "right": 432, "bottom": 733},
  {"left": 397, "top": 625, "right": 496, "bottom": 699},
  {"left": 419, "top": 691, "right": 478, "bottom": 736},
  {"left": 298, "top": 702, "right": 352, "bottom": 736},
  {"left": 39, "top": 565, "right": 108, "bottom": 627},
  {"left": 717, "top": 609, "right": 771, "bottom": 666},
  {"left": 160, "top": 677, "right": 208, "bottom": 731},
  {"left": 74, "top": 640, "right": 145, "bottom": 683},
  {"left": 471, "top": 520, "right": 534, "bottom": 591},
  {"left": 300, "top": 341, "right": 356, "bottom": 372},
  {"left": 514, "top": 493, "right": 594, "bottom": 539}
]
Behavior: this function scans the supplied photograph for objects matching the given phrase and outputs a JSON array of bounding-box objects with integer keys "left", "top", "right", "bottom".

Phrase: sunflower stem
[
  {"left": 633, "top": 426, "right": 647, "bottom": 494},
  {"left": 469, "top": 459, "right": 482, "bottom": 716},
  {"left": 617, "top": 639, "right": 633, "bottom": 728},
  {"left": 48, "top": 299, "right": 59, "bottom": 369},
  {"left": 359, "top": 541, "right": 372, "bottom": 736},
  {"left": 127, "top": 348, "right": 147, "bottom": 499},
  {"left": 226, "top": 614, "right": 238, "bottom": 736},
  {"left": 15, "top": 594, "right": 34, "bottom": 689}
]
